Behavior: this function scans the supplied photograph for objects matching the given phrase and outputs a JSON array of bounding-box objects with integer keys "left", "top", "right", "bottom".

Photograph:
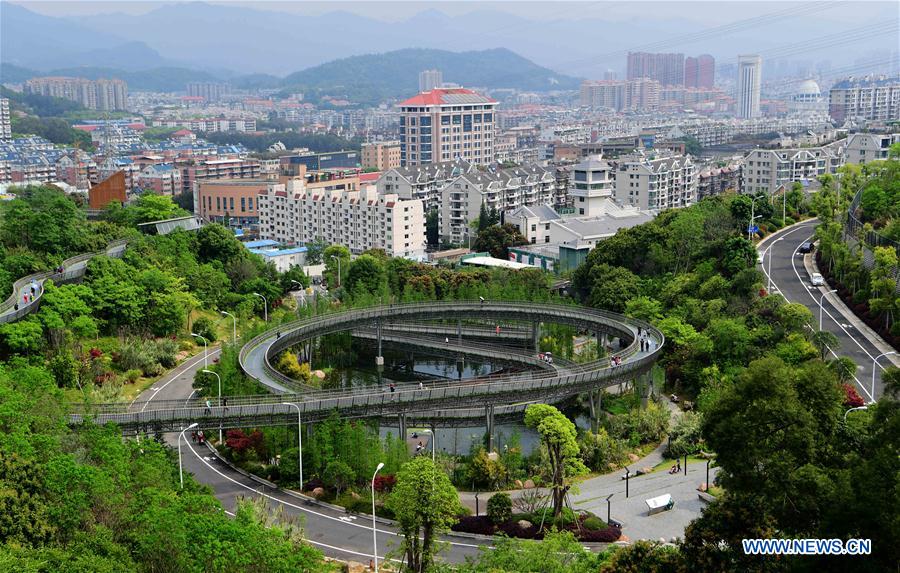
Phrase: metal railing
[
  {"left": 71, "top": 301, "right": 663, "bottom": 428},
  {"left": 0, "top": 239, "right": 129, "bottom": 323}
]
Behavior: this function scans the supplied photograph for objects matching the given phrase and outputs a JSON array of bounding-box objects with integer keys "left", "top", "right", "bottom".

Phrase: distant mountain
[
  {"left": 1, "top": 3, "right": 172, "bottom": 71},
  {"left": 281, "top": 48, "right": 581, "bottom": 104},
  {"left": 0, "top": 63, "right": 38, "bottom": 84}
]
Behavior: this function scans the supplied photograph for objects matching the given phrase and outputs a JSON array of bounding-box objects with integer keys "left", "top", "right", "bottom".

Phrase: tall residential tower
[{"left": 737, "top": 55, "right": 762, "bottom": 118}]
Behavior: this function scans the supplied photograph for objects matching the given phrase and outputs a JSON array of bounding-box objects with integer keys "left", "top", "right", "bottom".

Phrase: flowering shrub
[
  {"left": 843, "top": 383, "right": 865, "bottom": 408},
  {"left": 373, "top": 474, "right": 396, "bottom": 493}
]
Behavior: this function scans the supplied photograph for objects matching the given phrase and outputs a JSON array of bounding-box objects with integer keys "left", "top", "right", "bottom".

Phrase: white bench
[{"left": 646, "top": 494, "right": 674, "bottom": 515}]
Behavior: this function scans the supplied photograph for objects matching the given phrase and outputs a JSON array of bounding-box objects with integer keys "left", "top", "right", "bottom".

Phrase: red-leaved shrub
[{"left": 843, "top": 384, "right": 865, "bottom": 408}]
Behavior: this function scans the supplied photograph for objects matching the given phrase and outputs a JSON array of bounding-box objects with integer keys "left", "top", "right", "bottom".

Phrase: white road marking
[
  {"left": 184, "top": 441, "right": 486, "bottom": 551},
  {"left": 134, "top": 348, "right": 221, "bottom": 410}
]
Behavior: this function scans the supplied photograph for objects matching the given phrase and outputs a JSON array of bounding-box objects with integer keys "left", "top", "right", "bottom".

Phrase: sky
[{"left": 15, "top": 0, "right": 897, "bottom": 25}]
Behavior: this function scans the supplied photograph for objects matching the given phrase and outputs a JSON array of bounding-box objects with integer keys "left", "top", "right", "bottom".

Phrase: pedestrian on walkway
[
  {"left": 198, "top": 430, "right": 205, "bottom": 445},
  {"left": 222, "top": 397, "right": 228, "bottom": 411},
  {"left": 676, "top": 459, "right": 681, "bottom": 473},
  {"left": 390, "top": 383, "right": 396, "bottom": 401},
  {"left": 418, "top": 382, "right": 424, "bottom": 390},
  {"left": 13, "top": 303, "right": 18, "bottom": 311},
  {"left": 205, "top": 399, "right": 212, "bottom": 415}
]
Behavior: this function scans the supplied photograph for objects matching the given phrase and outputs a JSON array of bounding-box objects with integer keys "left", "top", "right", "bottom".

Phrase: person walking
[
  {"left": 205, "top": 399, "right": 212, "bottom": 415},
  {"left": 222, "top": 397, "right": 228, "bottom": 411},
  {"left": 390, "top": 383, "right": 396, "bottom": 401},
  {"left": 418, "top": 382, "right": 424, "bottom": 390}
]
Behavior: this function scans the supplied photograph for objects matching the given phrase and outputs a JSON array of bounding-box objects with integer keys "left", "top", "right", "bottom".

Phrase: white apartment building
[
  {"left": 257, "top": 180, "right": 426, "bottom": 259},
  {"left": 151, "top": 118, "right": 257, "bottom": 133},
  {"left": 398, "top": 88, "right": 497, "bottom": 166},
  {"left": 742, "top": 140, "right": 846, "bottom": 195},
  {"left": 377, "top": 160, "right": 478, "bottom": 213},
  {"left": 507, "top": 202, "right": 653, "bottom": 248},
  {"left": 419, "top": 70, "right": 443, "bottom": 93},
  {"left": 829, "top": 76, "right": 900, "bottom": 122},
  {"left": 0, "top": 98, "right": 10, "bottom": 141},
  {"left": 613, "top": 152, "right": 696, "bottom": 211},
  {"left": 439, "top": 165, "right": 558, "bottom": 244},
  {"left": 844, "top": 132, "right": 900, "bottom": 164},
  {"left": 737, "top": 55, "right": 762, "bottom": 119},
  {"left": 568, "top": 156, "right": 615, "bottom": 217}
]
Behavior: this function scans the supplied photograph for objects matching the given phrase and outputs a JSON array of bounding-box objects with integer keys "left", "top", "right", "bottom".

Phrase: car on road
[
  {"left": 811, "top": 272, "right": 825, "bottom": 286},
  {"left": 799, "top": 242, "right": 814, "bottom": 254}
]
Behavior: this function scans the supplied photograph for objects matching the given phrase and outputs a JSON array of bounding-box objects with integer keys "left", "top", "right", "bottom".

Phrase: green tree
[
  {"left": 459, "top": 530, "right": 602, "bottom": 573},
  {"left": 197, "top": 223, "right": 244, "bottom": 264},
  {"left": 486, "top": 492, "right": 512, "bottom": 525},
  {"left": 345, "top": 253, "right": 387, "bottom": 299},
  {"left": 0, "top": 319, "right": 44, "bottom": 355},
  {"left": 809, "top": 329, "right": 839, "bottom": 360},
  {"left": 587, "top": 264, "right": 642, "bottom": 312},
  {"left": 304, "top": 238, "right": 328, "bottom": 265},
  {"left": 386, "top": 456, "right": 463, "bottom": 572},
  {"left": 472, "top": 223, "right": 527, "bottom": 259},
  {"left": 323, "top": 460, "right": 355, "bottom": 496},
  {"left": 323, "top": 245, "right": 351, "bottom": 288},
  {"left": 523, "top": 404, "right": 586, "bottom": 519},
  {"left": 426, "top": 208, "right": 440, "bottom": 247}
]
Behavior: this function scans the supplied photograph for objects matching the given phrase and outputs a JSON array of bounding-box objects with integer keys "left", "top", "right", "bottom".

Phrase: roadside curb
[
  {"left": 755, "top": 217, "right": 815, "bottom": 251},
  {"left": 804, "top": 253, "right": 900, "bottom": 369}
]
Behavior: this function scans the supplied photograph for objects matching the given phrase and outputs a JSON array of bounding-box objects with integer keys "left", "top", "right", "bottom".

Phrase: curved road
[{"left": 759, "top": 219, "right": 893, "bottom": 400}]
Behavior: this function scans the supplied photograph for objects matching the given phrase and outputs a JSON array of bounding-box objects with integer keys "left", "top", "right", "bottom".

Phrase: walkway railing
[{"left": 0, "top": 239, "right": 129, "bottom": 324}]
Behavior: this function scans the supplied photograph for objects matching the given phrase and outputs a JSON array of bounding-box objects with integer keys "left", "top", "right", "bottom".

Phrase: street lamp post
[
  {"left": 818, "top": 289, "right": 838, "bottom": 331},
  {"left": 625, "top": 467, "right": 630, "bottom": 498},
  {"left": 253, "top": 292, "right": 268, "bottom": 322},
  {"left": 282, "top": 402, "right": 303, "bottom": 490},
  {"left": 191, "top": 333, "right": 208, "bottom": 368},
  {"left": 330, "top": 255, "right": 342, "bottom": 288},
  {"left": 220, "top": 311, "right": 236, "bottom": 345},
  {"left": 749, "top": 196, "right": 760, "bottom": 242},
  {"left": 421, "top": 428, "right": 436, "bottom": 463},
  {"left": 178, "top": 423, "right": 199, "bottom": 489},
  {"left": 202, "top": 369, "right": 222, "bottom": 443},
  {"left": 605, "top": 493, "right": 613, "bottom": 525},
  {"left": 872, "top": 351, "right": 897, "bottom": 403},
  {"left": 844, "top": 405, "right": 869, "bottom": 422},
  {"left": 371, "top": 462, "right": 385, "bottom": 573}
]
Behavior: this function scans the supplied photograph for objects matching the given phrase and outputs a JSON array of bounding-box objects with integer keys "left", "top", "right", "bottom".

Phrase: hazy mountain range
[{"left": 1, "top": 2, "right": 896, "bottom": 86}]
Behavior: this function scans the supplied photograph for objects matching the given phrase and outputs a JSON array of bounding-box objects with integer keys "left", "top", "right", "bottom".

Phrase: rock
[
  {"left": 699, "top": 482, "right": 708, "bottom": 492},
  {"left": 350, "top": 491, "right": 361, "bottom": 501},
  {"left": 670, "top": 537, "right": 678, "bottom": 543},
  {"left": 641, "top": 467, "right": 652, "bottom": 474},
  {"left": 517, "top": 520, "right": 532, "bottom": 529},
  {"left": 345, "top": 561, "right": 369, "bottom": 573},
  {"left": 514, "top": 479, "right": 523, "bottom": 489},
  {"left": 659, "top": 537, "right": 667, "bottom": 544},
  {"left": 313, "top": 370, "right": 326, "bottom": 379},
  {"left": 312, "top": 487, "right": 325, "bottom": 498},
  {"left": 627, "top": 453, "right": 640, "bottom": 462},
  {"left": 523, "top": 479, "right": 535, "bottom": 489}
]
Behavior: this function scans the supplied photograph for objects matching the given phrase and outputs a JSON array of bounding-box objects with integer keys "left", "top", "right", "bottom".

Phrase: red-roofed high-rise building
[{"left": 398, "top": 88, "right": 498, "bottom": 166}]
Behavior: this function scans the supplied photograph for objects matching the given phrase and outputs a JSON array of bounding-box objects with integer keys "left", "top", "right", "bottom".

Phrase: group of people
[
  {"left": 611, "top": 355, "right": 624, "bottom": 366},
  {"left": 637, "top": 328, "right": 654, "bottom": 353},
  {"left": 14, "top": 281, "right": 40, "bottom": 311},
  {"left": 191, "top": 430, "right": 206, "bottom": 445}
]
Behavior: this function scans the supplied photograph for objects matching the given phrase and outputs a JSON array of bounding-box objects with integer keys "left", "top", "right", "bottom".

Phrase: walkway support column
[
  {"left": 588, "top": 390, "right": 603, "bottom": 433},
  {"left": 485, "top": 404, "right": 495, "bottom": 452},
  {"left": 375, "top": 320, "right": 384, "bottom": 366},
  {"left": 532, "top": 322, "right": 540, "bottom": 352},
  {"left": 398, "top": 413, "right": 407, "bottom": 440}
]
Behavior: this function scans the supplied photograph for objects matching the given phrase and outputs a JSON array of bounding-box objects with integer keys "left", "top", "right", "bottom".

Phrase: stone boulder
[
  {"left": 311, "top": 487, "right": 325, "bottom": 498},
  {"left": 523, "top": 479, "right": 536, "bottom": 489},
  {"left": 517, "top": 520, "right": 533, "bottom": 530},
  {"left": 350, "top": 491, "right": 361, "bottom": 501},
  {"left": 627, "top": 453, "right": 640, "bottom": 463},
  {"left": 514, "top": 479, "right": 523, "bottom": 489}
]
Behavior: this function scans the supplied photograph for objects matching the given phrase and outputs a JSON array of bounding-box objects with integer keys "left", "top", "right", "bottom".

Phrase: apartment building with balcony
[
  {"left": 741, "top": 140, "right": 846, "bottom": 195},
  {"left": 257, "top": 179, "right": 426, "bottom": 259},
  {"left": 361, "top": 141, "right": 402, "bottom": 171},
  {"left": 829, "top": 76, "right": 900, "bottom": 122},
  {"left": 25, "top": 77, "right": 128, "bottom": 111},
  {"left": 398, "top": 88, "right": 497, "bottom": 166},
  {"left": 179, "top": 157, "right": 261, "bottom": 195},
  {"left": 568, "top": 156, "right": 615, "bottom": 217},
  {"left": 612, "top": 152, "right": 697, "bottom": 211},
  {"left": 439, "top": 164, "right": 558, "bottom": 245},
  {"left": 843, "top": 132, "right": 900, "bottom": 164}
]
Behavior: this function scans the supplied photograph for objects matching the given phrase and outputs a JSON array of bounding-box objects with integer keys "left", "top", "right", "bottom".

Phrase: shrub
[
  {"left": 451, "top": 515, "right": 496, "bottom": 536},
  {"left": 665, "top": 411, "right": 705, "bottom": 458},
  {"left": 784, "top": 216, "right": 797, "bottom": 226},
  {"left": 609, "top": 402, "right": 670, "bottom": 446},
  {"left": 578, "top": 526, "right": 622, "bottom": 542},
  {"left": 579, "top": 427, "right": 629, "bottom": 472},
  {"left": 486, "top": 492, "right": 512, "bottom": 525},
  {"left": 373, "top": 474, "right": 396, "bottom": 493},
  {"left": 583, "top": 516, "right": 606, "bottom": 531},
  {"left": 323, "top": 460, "right": 355, "bottom": 496},
  {"left": 843, "top": 383, "right": 865, "bottom": 408},
  {"left": 124, "top": 369, "right": 142, "bottom": 384},
  {"left": 151, "top": 338, "right": 179, "bottom": 368},
  {"left": 192, "top": 316, "right": 217, "bottom": 343},
  {"left": 466, "top": 447, "right": 508, "bottom": 490}
]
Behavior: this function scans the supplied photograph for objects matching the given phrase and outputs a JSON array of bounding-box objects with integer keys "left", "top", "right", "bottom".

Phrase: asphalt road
[
  {"left": 759, "top": 219, "right": 890, "bottom": 401},
  {"left": 137, "top": 345, "right": 490, "bottom": 566}
]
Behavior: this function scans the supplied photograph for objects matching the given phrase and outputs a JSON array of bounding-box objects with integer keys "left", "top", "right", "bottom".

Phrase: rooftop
[{"left": 399, "top": 88, "right": 496, "bottom": 107}]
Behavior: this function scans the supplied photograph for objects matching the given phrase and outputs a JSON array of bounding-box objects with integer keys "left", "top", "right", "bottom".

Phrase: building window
[{"left": 240, "top": 198, "right": 246, "bottom": 212}]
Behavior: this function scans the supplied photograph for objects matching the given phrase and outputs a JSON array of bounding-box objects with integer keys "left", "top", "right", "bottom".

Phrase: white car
[{"left": 811, "top": 272, "right": 825, "bottom": 286}]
